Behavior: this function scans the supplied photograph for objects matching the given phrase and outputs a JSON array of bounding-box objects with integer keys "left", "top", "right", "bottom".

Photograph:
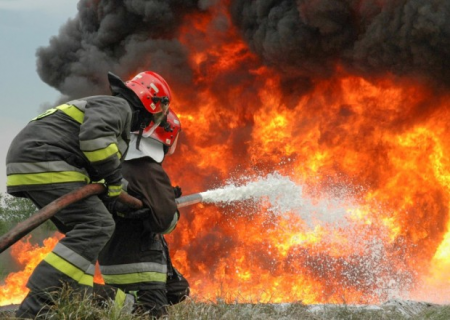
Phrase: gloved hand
[
  {"left": 104, "top": 192, "right": 151, "bottom": 219},
  {"left": 123, "top": 207, "right": 153, "bottom": 219},
  {"left": 99, "top": 176, "right": 122, "bottom": 214},
  {"left": 103, "top": 191, "right": 142, "bottom": 215},
  {"left": 101, "top": 183, "right": 121, "bottom": 212},
  {"left": 173, "top": 185, "right": 182, "bottom": 198},
  {"left": 113, "top": 201, "right": 134, "bottom": 216}
]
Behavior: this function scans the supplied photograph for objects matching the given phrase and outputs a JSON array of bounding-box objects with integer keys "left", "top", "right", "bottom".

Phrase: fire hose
[{"left": 0, "top": 184, "right": 204, "bottom": 254}]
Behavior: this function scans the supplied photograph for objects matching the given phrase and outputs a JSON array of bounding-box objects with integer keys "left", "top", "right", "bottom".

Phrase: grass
[{"left": 2, "top": 290, "right": 450, "bottom": 320}]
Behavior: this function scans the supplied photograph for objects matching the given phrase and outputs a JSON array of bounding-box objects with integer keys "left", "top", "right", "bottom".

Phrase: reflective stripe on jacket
[{"left": 6, "top": 95, "right": 131, "bottom": 194}]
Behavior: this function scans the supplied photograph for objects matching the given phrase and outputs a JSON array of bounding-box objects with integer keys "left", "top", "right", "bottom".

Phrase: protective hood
[
  {"left": 125, "top": 134, "right": 165, "bottom": 163},
  {"left": 108, "top": 72, "right": 143, "bottom": 110}
]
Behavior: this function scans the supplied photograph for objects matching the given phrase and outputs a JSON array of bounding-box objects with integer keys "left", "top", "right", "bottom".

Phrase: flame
[
  {"left": 0, "top": 234, "right": 62, "bottom": 305},
  {"left": 164, "top": 3, "right": 450, "bottom": 305},
  {"left": 3, "top": 1, "right": 450, "bottom": 307},
  {"left": 0, "top": 234, "right": 105, "bottom": 306},
  {"left": 164, "top": 70, "right": 450, "bottom": 303}
]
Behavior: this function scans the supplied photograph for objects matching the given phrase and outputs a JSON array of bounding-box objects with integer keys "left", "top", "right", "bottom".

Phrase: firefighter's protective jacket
[
  {"left": 123, "top": 157, "right": 178, "bottom": 233},
  {"left": 99, "top": 156, "right": 179, "bottom": 291},
  {"left": 6, "top": 96, "right": 131, "bottom": 196}
]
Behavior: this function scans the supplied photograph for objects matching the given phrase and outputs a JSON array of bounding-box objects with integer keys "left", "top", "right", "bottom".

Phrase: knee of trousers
[
  {"left": 98, "top": 215, "right": 116, "bottom": 243},
  {"left": 70, "top": 214, "right": 115, "bottom": 253},
  {"left": 104, "top": 214, "right": 116, "bottom": 235}
]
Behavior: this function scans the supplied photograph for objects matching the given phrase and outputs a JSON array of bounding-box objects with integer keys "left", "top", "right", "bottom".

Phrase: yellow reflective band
[
  {"left": 108, "top": 185, "right": 122, "bottom": 197},
  {"left": 78, "top": 273, "right": 95, "bottom": 286},
  {"left": 56, "top": 104, "right": 85, "bottom": 124},
  {"left": 103, "top": 272, "right": 167, "bottom": 285},
  {"left": 31, "top": 108, "right": 58, "bottom": 121},
  {"left": 44, "top": 252, "right": 94, "bottom": 287},
  {"left": 83, "top": 143, "right": 120, "bottom": 163},
  {"left": 7, "top": 171, "right": 90, "bottom": 186}
]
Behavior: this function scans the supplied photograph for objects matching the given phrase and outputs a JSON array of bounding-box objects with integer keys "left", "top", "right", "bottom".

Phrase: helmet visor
[{"left": 142, "top": 97, "right": 169, "bottom": 138}]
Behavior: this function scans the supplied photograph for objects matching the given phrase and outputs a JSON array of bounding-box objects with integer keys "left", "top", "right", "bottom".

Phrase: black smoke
[
  {"left": 36, "top": 0, "right": 207, "bottom": 99},
  {"left": 230, "top": 0, "right": 450, "bottom": 87},
  {"left": 37, "top": 0, "right": 450, "bottom": 101}
]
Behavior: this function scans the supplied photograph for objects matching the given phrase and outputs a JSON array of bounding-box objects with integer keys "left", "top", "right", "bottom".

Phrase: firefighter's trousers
[
  {"left": 15, "top": 183, "right": 115, "bottom": 319},
  {"left": 98, "top": 219, "right": 190, "bottom": 317}
]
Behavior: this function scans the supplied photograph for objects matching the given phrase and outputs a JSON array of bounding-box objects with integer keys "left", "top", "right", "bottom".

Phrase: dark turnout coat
[{"left": 6, "top": 95, "right": 131, "bottom": 196}]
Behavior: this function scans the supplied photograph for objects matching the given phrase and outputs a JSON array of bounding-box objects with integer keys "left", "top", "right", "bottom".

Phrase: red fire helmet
[
  {"left": 144, "top": 108, "right": 181, "bottom": 155},
  {"left": 125, "top": 71, "right": 172, "bottom": 114}
]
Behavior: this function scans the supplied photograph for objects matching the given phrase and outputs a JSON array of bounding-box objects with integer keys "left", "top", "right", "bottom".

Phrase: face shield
[{"left": 142, "top": 96, "right": 170, "bottom": 138}]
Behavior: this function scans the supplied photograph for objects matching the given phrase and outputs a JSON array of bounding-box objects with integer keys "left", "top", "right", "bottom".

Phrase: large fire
[{"left": 2, "top": 0, "right": 450, "bottom": 307}]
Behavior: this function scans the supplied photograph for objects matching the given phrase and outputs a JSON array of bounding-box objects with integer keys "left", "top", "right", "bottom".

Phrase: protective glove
[
  {"left": 112, "top": 201, "right": 134, "bottom": 216},
  {"left": 110, "top": 201, "right": 152, "bottom": 219},
  {"left": 100, "top": 182, "right": 121, "bottom": 212},
  {"left": 103, "top": 198, "right": 151, "bottom": 219},
  {"left": 173, "top": 185, "right": 182, "bottom": 198},
  {"left": 97, "top": 175, "right": 122, "bottom": 215},
  {"left": 119, "top": 207, "right": 153, "bottom": 219}
]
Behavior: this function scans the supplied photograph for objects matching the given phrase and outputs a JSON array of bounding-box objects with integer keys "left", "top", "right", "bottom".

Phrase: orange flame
[
  {"left": 164, "top": 72, "right": 450, "bottom": 304},
  {"left": 0, "top": 234, "right": 104, "bottom": 306},
  {"left": 164, "top": 4, "right": 450, "bottom": 304},
  {"left": 0, "top": 234, "right": 62, "bottom": 305}
]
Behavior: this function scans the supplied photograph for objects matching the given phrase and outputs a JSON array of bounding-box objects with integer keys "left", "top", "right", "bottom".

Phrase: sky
[{"left": 0, "top": 0, "right": 79, "bottom": 193}]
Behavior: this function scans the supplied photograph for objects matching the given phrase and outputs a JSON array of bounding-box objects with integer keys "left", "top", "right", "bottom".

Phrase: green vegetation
[
  {"left": 0, "top": 192, "right": 57, "bottom": 236},
  {"left": 1, "top": 293, "right": 450, "bottom": 320},
  {"left": 0, "top": 192, "right": 56, "bottom": 280},
  {"left": 0, "top": 193, "right": 38, "bottom": 235}
]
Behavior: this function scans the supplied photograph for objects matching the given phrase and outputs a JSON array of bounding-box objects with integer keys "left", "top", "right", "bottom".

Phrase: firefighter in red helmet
[
  {"left": 98, "top": 108, "right": 189, "bottom": 318},
  {"left": 6, "top": 70, "right": 172, "bottom": 319}
]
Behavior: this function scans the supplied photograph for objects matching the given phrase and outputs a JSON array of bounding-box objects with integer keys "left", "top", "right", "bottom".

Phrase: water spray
[
  {"left": 177, "top": 172, "right": 352, "bottom": 227},
  {"left": 176, "top": 173, "right": 305, "bottom": 212}
]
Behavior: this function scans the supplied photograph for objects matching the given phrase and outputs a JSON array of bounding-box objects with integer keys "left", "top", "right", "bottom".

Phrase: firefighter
[
  {"left": 98, "top": 108, "right": 189, "bottom": 318},
  {"left": 6, "top": 70, "right": 173, "bottom": 319}
]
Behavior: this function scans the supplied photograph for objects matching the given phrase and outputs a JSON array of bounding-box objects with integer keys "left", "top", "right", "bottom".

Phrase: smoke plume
[
  {"left": 36, "top": 0, "right": 205, "bottom": 99},
  {"left": 230, "top": 0, "right": 450, "bottom": 86},
  {"left": 37, "top": 0, "right": 450, "bottom": 100}
]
